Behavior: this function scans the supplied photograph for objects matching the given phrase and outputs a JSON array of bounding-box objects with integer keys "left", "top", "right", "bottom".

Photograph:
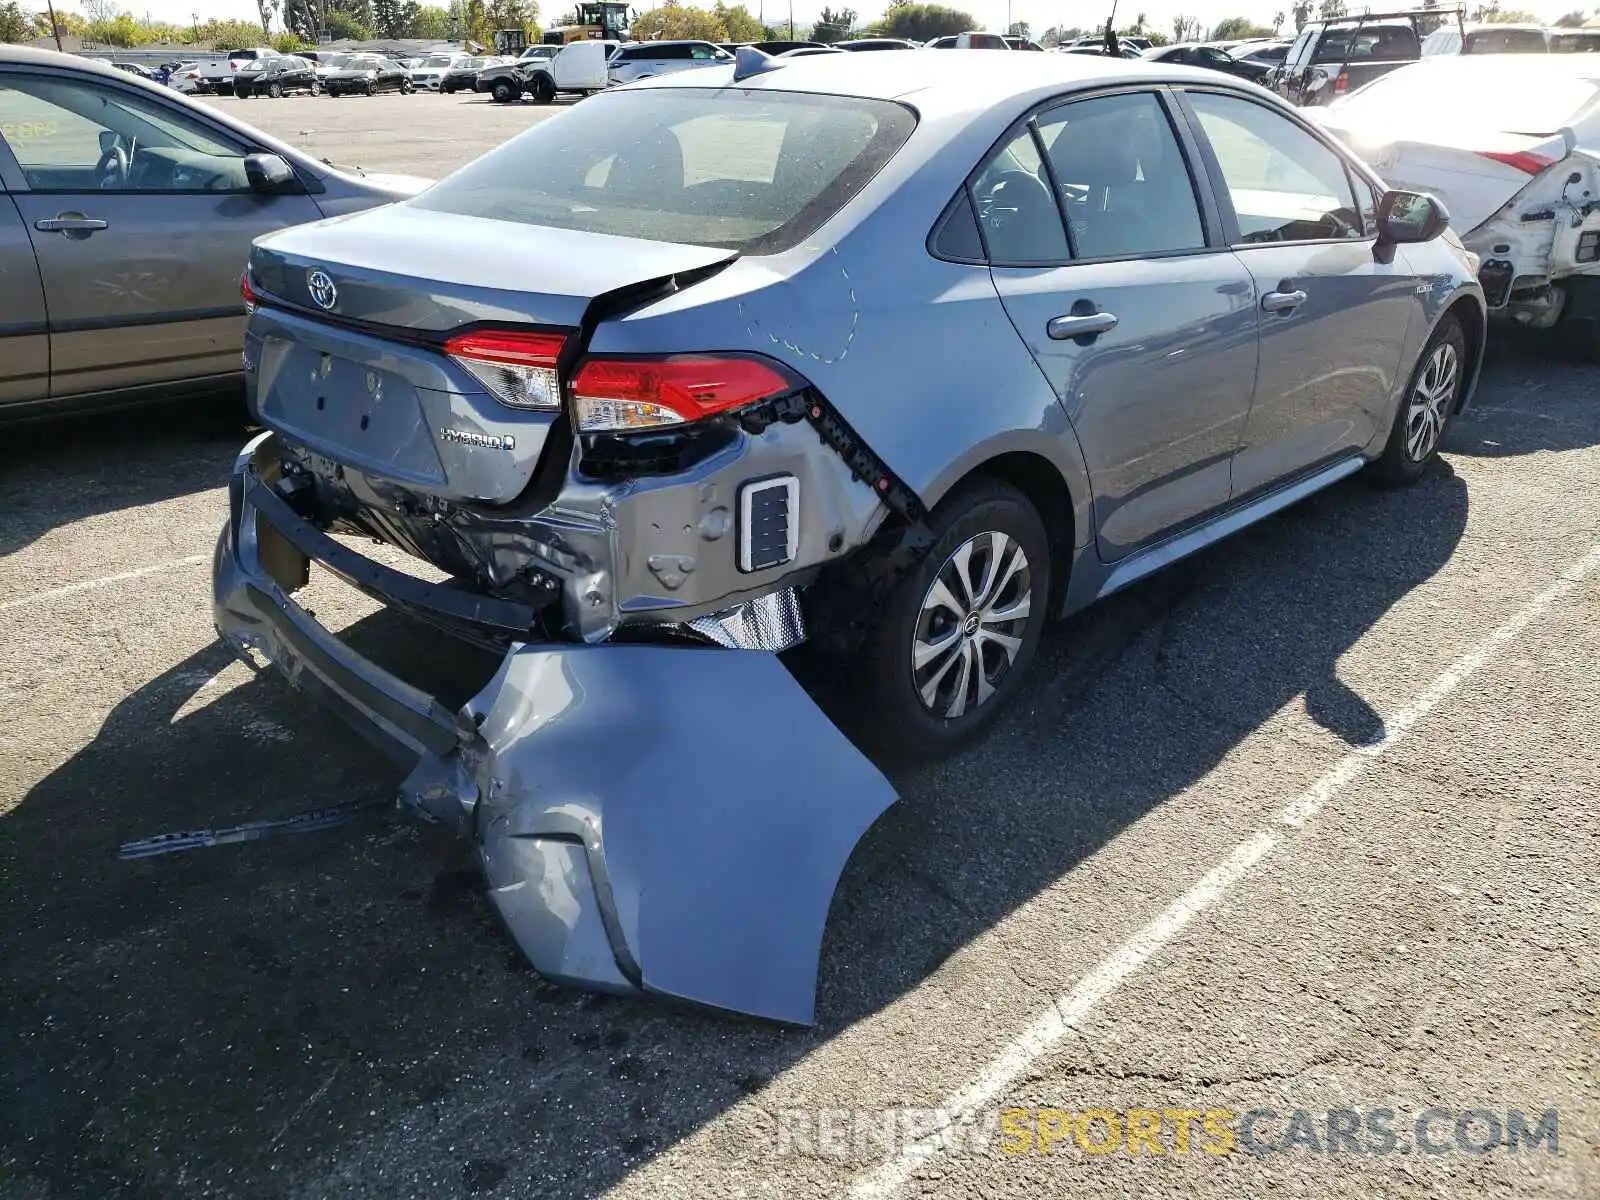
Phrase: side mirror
[
  {"left": 1376, "top": 189, "right": 1448, "bottom": 246},
  {"left": 244, "top": 152, "right": 296, "bottom": 192}
]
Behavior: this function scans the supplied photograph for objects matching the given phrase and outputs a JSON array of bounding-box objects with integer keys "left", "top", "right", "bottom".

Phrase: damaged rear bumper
[{"left": 214, "top": 432, "right": 898, "bottom": 1024}]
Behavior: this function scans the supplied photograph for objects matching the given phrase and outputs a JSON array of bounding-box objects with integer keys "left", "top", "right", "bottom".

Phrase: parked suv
[
  {"left": 606, "top": 40, "right": 731, "bottom": 84},
  {"left": 1267, "top": 8, "right": 1463, "bottom": 105}
]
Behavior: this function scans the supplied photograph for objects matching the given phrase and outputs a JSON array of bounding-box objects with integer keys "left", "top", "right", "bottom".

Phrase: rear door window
[
  {"left": 1037, "top": 91, "right": 1206, "bottom": 259},
  {"left": 413, "top": 89, "right": 915, "bottom": 254}
]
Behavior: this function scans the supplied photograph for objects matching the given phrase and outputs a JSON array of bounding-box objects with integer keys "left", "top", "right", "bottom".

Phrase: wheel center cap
[{"left": 962, "top": 612, "right": 981, "bottom": 637}]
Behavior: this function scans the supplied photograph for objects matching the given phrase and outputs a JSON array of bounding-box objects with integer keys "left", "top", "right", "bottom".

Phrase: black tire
[
  {"left": 442, "top": 82, "right": 454, "bottom": 94},
  {"left": 400, "top": 78, "right": 414, "bottom": 94},
  {"left": 310, "top": 80, "right": 321, "bottom": 96},
  {"left": 491, "top": 79, "right": 515, "bottom": 103},
  {"left": 1372, "top": 313, "right": 1467, "bottom": 486},
  {"left": 364, "top": 80, "right": 375, "bottom": 96},
  {"left": 854, "top": 479, "right": 1051, "bottom": 758},
  {"left": 267, "top": 82, "right": 283, "bottom": 98},
  {"left": 328, "top": 86, "right": 339, "bottom": 97},
  {"left": 531, "top": 74, "right": 555, "bottom": 104}
]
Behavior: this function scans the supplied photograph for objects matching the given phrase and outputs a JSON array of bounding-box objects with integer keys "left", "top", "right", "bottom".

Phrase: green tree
[
  {"left": 875, "top": 3, "right": 974, "bottom": 41},
  {"left": 0, "top": 0, "right": 29, "bottom": 41},
  {"left": 86, "top": 13, "right": 144, "bottom": 46},
  {"left": 1292, "top": 0, "right": 1312, "bottom": 29},
  {"left": 631, "top": 1, "right": 726, "bottom": 40},
  {"left": 713, "top": 1, "right": 762, "bottom": 40},
  {"left": 1006, "top": 19, "right": 1028, "bottom": 37},
  {"left": 1317, "top": 0, "right": 1346, "bottom": 18},
  {"left": 271, "top": 29, "right": 309, "bottom": 49},
  {"left": 326, "top": 7, "right": 373, "bottom": 36},
  {"left": 1554, "top": 10, "right": 1587, "bottom": 24},
  {"left": 414, "top": 4, "right": 453, "bottom": 35},
  {"left": 1481, "top": 7, "right": 1540, "bottom": 19},
  {"left": 258, "top": 0, "right": 281, "bottom": 39},
  {"left": 1172, "top": 13, "right": 1201, "bottom": 40},
  {"left": 810, "top": 5, "right": 855, "bottom": 41},
  {"left": 1211, "top": 15, "right": 1274, "bottom": 38}
]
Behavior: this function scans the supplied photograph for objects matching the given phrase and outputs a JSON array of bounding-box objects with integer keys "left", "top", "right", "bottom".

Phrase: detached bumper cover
[{"left": 213, "top": 433, "right": 898, "bottom": 1024}]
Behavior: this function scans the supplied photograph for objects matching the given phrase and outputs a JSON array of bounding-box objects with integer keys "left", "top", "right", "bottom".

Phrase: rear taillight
[
  {"left": 240, "top": 269, "right": 256, "bottom": 314},
  {"left": 444, "top": 328, "right": 565, "bottom": 410},
  {"left": 570, "top": 356, "right": 791, "bottom": 433},
  {"left": 1333, "top": 70, "right": 1348, "bottom": 94},
  {"left": 1477, "top": 150, "right": 1556, "bottom": 175}
]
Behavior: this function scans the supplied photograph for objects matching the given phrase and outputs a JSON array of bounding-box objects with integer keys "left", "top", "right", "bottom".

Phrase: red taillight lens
[
  {"left": 1477, "top": 150, "right": 1556, "bottom": 175},
  {"left": 444, "top": 328, "right": 566, "bottom": 410},
  {"left": 1333, "top": 70, "right": 1349, "bottom": 94},
  {"left": 240, "top": 269, "right": 256, "bottom": 313},
  {"left": 570, "top": 356, "right": 791, "bottom": 433}
]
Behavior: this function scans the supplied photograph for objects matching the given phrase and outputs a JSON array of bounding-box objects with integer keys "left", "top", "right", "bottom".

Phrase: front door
[
  {"left": 979, "top": 89, "right": 1260, "bottom": 562},
  {"left": 0, "top": 67, "right": 324, "bottom": 399},
  {"left": 1180, "top": 89, "right": 1417, "bottom": 498}
]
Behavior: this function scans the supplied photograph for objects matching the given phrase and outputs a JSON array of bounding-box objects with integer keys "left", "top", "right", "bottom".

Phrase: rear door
[
  {"left": 980, "top": 88, "right": 1260, "bottom": 562},
  {"left": 1177, "top": 88, "right": 1417, "bottom": 498},
  {"left": 0, "top": 65, "right": 324, "bottom": 399},
  {"left": 0, "top": 138, "right": 48, "bottom": 408}
]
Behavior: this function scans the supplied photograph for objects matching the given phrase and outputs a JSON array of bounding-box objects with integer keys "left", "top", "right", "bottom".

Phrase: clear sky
[{"left": 50, "top": 0, "right": 1579, "bottom": 39}]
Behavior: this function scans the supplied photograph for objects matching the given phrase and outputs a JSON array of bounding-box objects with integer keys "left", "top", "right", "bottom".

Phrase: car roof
[
  {"left": 619, "top": 39, "right": 717, "bottom": 49},
  {"left": 637, "top": 49, "right": 1261, "bottom": 117}
]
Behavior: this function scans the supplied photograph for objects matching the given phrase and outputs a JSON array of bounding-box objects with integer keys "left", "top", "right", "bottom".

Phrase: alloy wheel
[
  {"left": 1405, "top": 340, "right": 1459, "bottom": 462},
  {"left": 911, "top": 531, "right": 1032, "bottom": 719}
]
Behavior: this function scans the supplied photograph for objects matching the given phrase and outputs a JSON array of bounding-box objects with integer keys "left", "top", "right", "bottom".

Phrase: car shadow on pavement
[
  {"left": 16, "top": 372, "right": 1600, "bottom": 1197},
  {"left": 0, "top": 395, "right": 247, "bottom": 559}
]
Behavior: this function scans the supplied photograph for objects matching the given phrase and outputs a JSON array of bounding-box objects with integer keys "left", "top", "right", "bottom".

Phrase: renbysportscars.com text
[{"left": 771, "top": 1106, "right": 1560, "bottom": 1162}]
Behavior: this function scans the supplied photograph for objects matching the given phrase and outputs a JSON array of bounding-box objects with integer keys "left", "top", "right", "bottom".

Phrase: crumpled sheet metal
[{"left": 419, "top": 642, "right": 900, "bottom": 1025}]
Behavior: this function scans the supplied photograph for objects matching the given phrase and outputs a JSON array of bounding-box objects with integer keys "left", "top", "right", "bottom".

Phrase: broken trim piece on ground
[{"left": 213, "top": 431, "right": 899, "bottom": 1025}]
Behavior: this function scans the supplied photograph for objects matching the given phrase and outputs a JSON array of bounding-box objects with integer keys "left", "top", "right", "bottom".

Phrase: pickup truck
[{"left": 1265, "top": 8, "right": 1463, "bottom": 106}]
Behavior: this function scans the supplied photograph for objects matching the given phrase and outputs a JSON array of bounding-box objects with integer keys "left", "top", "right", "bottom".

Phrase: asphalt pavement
[{"left": 0, "top": 94, "right": 1596, "bottom": 1200}]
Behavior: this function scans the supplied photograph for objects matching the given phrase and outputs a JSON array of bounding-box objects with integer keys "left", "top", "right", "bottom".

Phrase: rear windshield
[
  {"left": 1332, "top": 65, "right": 1600, "bottom": 134},
  {"left": 1314, "top": 24, "right": 1419, "bottom": 62},
  {"left": 1462, "top": 28, "right": 1547, "bottom": 54},
  {"left": 411, "top": 89, "right": 915, "bottom": 254},
  {"left": 1551, "top": 31, "right": 1600, "bottom": 52}
]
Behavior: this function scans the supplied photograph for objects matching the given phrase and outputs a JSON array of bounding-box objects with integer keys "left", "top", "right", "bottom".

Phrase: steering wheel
[
  {"left": 978, "top": 170, "right": 1051, "bottom": 230},
  {"left": 95, "top": 144, "right": 129, "bottom": 189}
]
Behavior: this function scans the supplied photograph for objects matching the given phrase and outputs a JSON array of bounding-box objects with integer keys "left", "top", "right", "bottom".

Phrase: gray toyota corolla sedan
[
  {"left": 0, "top": 47, "right": 426, "bottom": 420},
  {"left": 215, "top": 50, "right": 1484, "bottom": 1023}
]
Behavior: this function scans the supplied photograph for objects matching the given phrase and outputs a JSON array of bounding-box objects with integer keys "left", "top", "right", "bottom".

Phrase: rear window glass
[
  {"left": 1462, "top": 28, "right": 1547, "bottom": 53},
  {"left": 1314, "top": 24, "right": 1419, "bottom": 62},
  {"left": 411, "top": 89, "right": 915, "bottom": 254}
]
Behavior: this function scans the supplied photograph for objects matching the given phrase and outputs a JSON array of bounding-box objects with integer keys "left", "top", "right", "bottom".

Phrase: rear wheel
[
  {"left": 400, "top": 77, "right": 414, "bottom": 94},
  {"left": 531, "top": 74, "right": 555, "bottom": 103},
  {"left": 491, "top": 79, "right": 515, "bottom": 103},
  {"left": 855, "top": 479, "right": 1051, "bottom": 757},
  {"left": 1372, "top": 313, "right": 1467, "bottom": 486},
  {"left": 267, "top": 81, "right": 283, "bottom": 98},
  {"left": 309, "top": 80, "right": 321, "bottom": 95}
]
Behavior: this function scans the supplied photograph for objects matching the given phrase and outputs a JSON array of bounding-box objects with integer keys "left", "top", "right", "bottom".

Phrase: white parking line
[
  {"left": 0, "top": 554, "right": 209, "bottom": 614},
  {"left": 849, "top": 540, "right": 1600, "bottom": 1200}
]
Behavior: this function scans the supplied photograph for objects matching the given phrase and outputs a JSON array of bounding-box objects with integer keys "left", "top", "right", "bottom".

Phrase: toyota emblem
[{"left": 306, "top": 268, "right": 337, "bottom": 311}]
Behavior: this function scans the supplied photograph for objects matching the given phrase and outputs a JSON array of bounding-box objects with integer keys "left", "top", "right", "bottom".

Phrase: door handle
[
  {"left": 1261, "top": 287, "right": 1307, "bottom": 314},
  {"left": 35, "top": 215, "right": 109, "bottom": 234},
  {"left": 1047, "top": 311, "right": 1119, "bottom": 341}
]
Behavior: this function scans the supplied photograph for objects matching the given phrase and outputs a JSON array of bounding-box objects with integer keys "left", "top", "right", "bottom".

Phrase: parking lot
[{"left": 3, "top": 93, "right": 1599, "bottom": 1200}]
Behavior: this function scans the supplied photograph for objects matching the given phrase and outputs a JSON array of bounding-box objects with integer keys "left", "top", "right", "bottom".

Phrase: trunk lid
[
  {"left": 1327, "top": 121, "right": 1569, "bottom": 233},
  {"left": 246, "top": 206, "right": 737, "bottom": 505}
]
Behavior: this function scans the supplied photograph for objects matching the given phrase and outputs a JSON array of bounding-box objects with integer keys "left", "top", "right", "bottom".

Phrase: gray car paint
[
  {"left": 0, "top": 46, "right": 426, "bottom": 418},
  {"left": 214, "top": 433, "right": 898, "bottom": 1023},
  {"left": 212, "top": 53, "right": 1485, "bottom": 1022},
  {"left": 0, "top": 196, "right": 48, "bottom": 404}
]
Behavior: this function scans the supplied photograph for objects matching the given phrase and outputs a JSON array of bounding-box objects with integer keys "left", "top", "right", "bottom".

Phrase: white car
[
  {"left": 606, "top": 40, "right": 731, "bottom": 84},
  {"left": 408, "top": 52, "right": 466, "bottom": 90},
  {"left": 1321, "top": 54, "right": 1600, "bottom": 346}
]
